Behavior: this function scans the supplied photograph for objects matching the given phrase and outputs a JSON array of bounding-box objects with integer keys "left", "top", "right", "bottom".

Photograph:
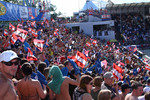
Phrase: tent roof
[{"left": 82, "top": 0, "right": 98, "bottom": 11}]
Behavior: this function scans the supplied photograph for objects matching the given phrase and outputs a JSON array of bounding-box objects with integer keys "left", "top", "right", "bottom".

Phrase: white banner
[{"left": 19, "top": 6, "right": 28, "bottom": 19}]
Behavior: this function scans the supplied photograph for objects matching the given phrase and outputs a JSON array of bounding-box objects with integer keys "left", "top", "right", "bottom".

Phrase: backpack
[{"left": 73, "top": 88, "right": 87, "bottom": 100}]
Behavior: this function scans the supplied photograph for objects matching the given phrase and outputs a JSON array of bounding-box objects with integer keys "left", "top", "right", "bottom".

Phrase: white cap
[
  {"left": 0, "top": 50, "right": 19, "bottom": 62},
  {"left": 104, "top": 72, "right": 114, "bottom": 78},
  {"left": 143, "top": 87, "right": 150, "bottom": 93}
]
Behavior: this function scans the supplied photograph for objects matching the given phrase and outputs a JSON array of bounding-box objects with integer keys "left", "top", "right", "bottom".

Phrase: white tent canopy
[{"left": 82, "top": 0, "right": 98, "bottom": 11}]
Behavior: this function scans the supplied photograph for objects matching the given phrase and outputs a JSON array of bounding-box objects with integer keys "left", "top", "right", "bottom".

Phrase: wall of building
[{"left": 65, "top": 20, "right": 115, "bottom": 40}]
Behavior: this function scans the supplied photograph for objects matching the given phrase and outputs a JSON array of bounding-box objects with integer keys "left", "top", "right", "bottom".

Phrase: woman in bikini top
[{"left": 16, "top": 62, "right": 47, "bottom": 100}]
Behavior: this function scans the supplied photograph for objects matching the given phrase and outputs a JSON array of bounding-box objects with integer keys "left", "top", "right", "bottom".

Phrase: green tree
[
  {"left": 48, "top": 4, "right": 62, "bottom": 20},
  {"left": 3, "top": 0, "right": 18, "bottom": 4},
  {"left": 48, "top": 4, "right": 57, "bottom": 12}
]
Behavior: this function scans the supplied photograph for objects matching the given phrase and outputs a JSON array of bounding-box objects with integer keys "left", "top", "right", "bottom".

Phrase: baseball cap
[
  {"left": 143, "top": 87, "right": 150, "bottom": 93},
  {"left": 0, "top": 50, "right": 19, "bottom": 62},
  {"left": 104, "top": 72, "right": 114, "bottom": 78},
  {"left": 121, "top": 83, "right": 131, "bottom": 90}
]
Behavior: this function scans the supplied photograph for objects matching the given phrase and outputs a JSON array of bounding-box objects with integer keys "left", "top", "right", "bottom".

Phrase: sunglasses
[
  {"left": 2, "top": 61, "right": 19, "bottom": 66},
  {"left": 89, "top": 82, "right": 93, "bottom": 85}
]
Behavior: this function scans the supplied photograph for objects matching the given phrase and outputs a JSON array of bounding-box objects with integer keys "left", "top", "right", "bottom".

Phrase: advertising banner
[{"left": 0, "top": 1, "right": 39, "bottom": 21}]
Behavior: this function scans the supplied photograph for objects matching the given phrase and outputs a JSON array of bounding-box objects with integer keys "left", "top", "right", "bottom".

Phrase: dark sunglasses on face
[
  {"left": 2, "top": 61, "right": 20, "bottom": 66},
  {"left": 89, "top": 82, "right": 93, "bottom": 85}
]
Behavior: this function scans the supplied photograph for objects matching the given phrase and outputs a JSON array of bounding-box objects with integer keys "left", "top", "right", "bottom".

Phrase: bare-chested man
[
  {"left": 125, "top": 81, "right": 143, "bottom": 100},
  {"left": 0, "top": 50, "right": 20, "bottom": 100},
  {"left": 120, "top": 83, "right": 131, "bottom": 100}
]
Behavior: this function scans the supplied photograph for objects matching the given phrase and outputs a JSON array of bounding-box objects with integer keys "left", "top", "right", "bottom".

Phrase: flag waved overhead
[{"left": 33, "top": 39, "right": 45, "bottom": 52}]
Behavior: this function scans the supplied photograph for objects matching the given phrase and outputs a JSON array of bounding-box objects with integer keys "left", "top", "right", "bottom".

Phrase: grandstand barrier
[
  {"left": 124, "top": 45, "right": 150, "bottom": 66},
  {"left": 136, "top": 44, "right": 150, "bottom": 48}
]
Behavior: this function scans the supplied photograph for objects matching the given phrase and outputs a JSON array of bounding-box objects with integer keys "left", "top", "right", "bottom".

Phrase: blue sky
[{"left": 50, "top": 0, "right": 150, "bottom": 16}]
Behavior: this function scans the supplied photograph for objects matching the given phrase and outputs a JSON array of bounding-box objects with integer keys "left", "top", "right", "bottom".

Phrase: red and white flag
[
  {"left": 14, "top": 28, "right": 28, "bottom": 43},
  {"left": 143, "top": 58, "right": 150, "bottom": 64},
  {"left": 92, "top": 40, "right": 97, "bottom": 45},
  {"left": 31, "top": 21, "right": 36, "bottom": 27},
  {"left": 90, "top": 38, "right": 93, "bottom": 42},
  {"left": 4, "top": 29, "right": 8, "bottom": 36},
  {"left": 51, "top": 18, "right": 55, "bottom": 22},
  {"left": 17, "top": 23, "right": 23, "bottom": 28},
  {"left": 27, "top": 48, "right": 38, "bottom": 61},
  {"left": 113, "top": 63, "right": 124, "bottom": 80},
  {"left": 11, "top": 33, "right": 18, "bottom": 44},
  {"left": 101, "top": 60, "right": 107, "bottom": 68},
  {"left": 45, "top": 19, "right": 49, "bottom": 27},
  {"left": 145, "top": 64, "right": 150, "bottom": 71},
  {"left": 128, "top": 45, "right": 137, "bottom": 53},
  {"left": 74, "top": 51, "right": 87, "bottom": 68},
  {"left": 46, "top": 39, "right": 49, "bottom": 46},
  {"left": 89, "top": 9, "right": 93, "bottom": 15},
  {"left": 133, "top": 47, "right": 137, "bottom": 53},
  {"left": 109, "top": 47, "right": 112, "bottom": 52},
  {"left": 33, "top": 39, "right": 45, "bottom": 52},
  {"left": 67, "top": 56, "right": 76, "bottom": 60},
  {"left": 28, "top": 28, "right": 32, "bottom": 33},
  {"left": 9, "top": 23, "right": 15, "bottom": 31},
  {"left": 54, "top": 29, "right": 59, "bottom": 36},
  {"left": 41, "top": 22, "right": 44, "bottom": 25},
  {"left": 105, "top": 45, "right": 109, "bottom": 49},
  {"left": 112, "top": 43, "right": 115, "bottom": 49},
  {"left": 31, "top": 29, "right": 38, "bottom": 37},
  {"left": 119, "top": 62, "right": 125, "bottom": 67},
  {"left": 86, "top": 42, "right": 91, "bottom": 47},
  {"left": 31, "top": 15, "right": 35, "bottom": 19},
  {"left": 144, "top": 59, "right": 150, "bottom": 71}
]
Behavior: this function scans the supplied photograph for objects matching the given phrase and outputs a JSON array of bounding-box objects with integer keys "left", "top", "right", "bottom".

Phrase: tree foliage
[
  {"left": 48, "top": 4, "right": 62, "bottom": 20},
  {"left": 3, "top": 0, "right": 18, "bottom": 4}
]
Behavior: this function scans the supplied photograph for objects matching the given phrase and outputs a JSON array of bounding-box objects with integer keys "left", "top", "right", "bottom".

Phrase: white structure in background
[
  {"left": 65, "top": 0, "right": 115, "bottom": 40},
  {"left": 82, "top": 0, "right": 99, "bottom": 10},
  {"left": 65, "top": 20, "right": 115, "bottom": 40}
]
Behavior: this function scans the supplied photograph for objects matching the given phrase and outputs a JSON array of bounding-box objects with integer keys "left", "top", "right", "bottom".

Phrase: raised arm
[{"left": 66, "top": 76, "right": 80, "bottom": 86}]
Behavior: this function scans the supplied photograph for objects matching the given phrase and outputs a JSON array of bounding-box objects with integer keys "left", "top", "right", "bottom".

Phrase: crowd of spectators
[
  {"left": 83, "top": 9, "right": 109, "bottom": 18},
  {"left": 112, "top": 13, "right": 150, "bottom": 45},
  {"left": 65, "top": 10, "right": 150, "bottom": 47},
  {"left": 0, "top": 17, "right": 150, "bottom": 100}
]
